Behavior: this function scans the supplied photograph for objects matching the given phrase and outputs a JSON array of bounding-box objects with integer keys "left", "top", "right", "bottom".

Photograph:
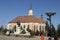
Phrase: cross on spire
[{"left": 30, "top": 4, "right": 32, "bottom": 9}]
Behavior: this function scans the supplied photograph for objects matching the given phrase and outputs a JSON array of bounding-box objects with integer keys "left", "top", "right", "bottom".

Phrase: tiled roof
[{"left": 9, "top": 15, "right": 45, "bottom": 23}]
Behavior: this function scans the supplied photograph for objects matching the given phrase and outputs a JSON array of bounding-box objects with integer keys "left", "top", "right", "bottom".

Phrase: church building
[{"left": 6, "top": 5, "right": 46, "bottom": 35}]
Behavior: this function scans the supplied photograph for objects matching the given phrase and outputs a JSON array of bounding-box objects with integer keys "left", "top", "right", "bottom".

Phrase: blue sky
[{"left": 0, "top": 0, "right": 60, "bottom": 29}]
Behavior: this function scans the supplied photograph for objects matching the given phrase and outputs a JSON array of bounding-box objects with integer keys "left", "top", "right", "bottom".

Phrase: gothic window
[
  {"left": 35, "top": 25, "right": 38, "bottom": 31},
  {"left": 13, "top": 25, "right": 16, "bottom": 32},
  {"left": 23, "top": 25, "right": 25, "bottom": 28},
  {"left": 40, "top": 26, "right": 41, "bottom": 32},
  {"left": 20, "top": 26, "right": 23, "bottom": 30},
  {"left": 27, "top": 25, "right": 29, "bottom": 29},
  {"left": 27, "top": 25, "right": 30, "bottom": 31},
  {"left": 41, "top": 26, "right": 44, "bottom": 33},
  {"left": 34, "top": 25, "right": 35, "bottom": 32},
  {"left": 42, "top": 26, "right": 44, "bottom": 31}
]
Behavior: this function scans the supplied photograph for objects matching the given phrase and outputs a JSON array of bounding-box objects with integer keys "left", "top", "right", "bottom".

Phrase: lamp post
[{"left": 46, "top": 11, "right": 56, "bottom": 40}]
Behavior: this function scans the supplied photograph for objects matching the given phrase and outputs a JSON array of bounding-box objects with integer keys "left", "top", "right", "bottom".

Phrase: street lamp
[
  {"left": 46, "top": 11, "right": 56, "bottom": 16},
  {"left": 45, "top": 11, "right": 56, "bottom": 40}
]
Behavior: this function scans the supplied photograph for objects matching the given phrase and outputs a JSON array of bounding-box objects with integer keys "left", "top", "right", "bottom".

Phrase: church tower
[{"left": 28, "top": 5, "right": 33, "bottom": 16}]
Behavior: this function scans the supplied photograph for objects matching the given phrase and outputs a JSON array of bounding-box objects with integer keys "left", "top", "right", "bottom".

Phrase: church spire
[
  {"left": 30, "top": 4, "right": 32, "bottom": 9},
  {"left": 28, "top": 4, "right": 33, "bottom": 16}
]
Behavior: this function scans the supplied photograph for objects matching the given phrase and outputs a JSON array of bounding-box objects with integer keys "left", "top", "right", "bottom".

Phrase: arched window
[
  {"left": 23, "top": 25, "right": 25, "bottom": 28},
  {"left": 27, "top": 25, "right": 30, "bottom": 32},
  {"left": 27, "top": 25, "right": 29, "bottom": 29},
  {"left": 13, "top": 25, "right": 16, "bottom": 32},
  {"left": 41, "top": 26, "right": 44, "bottom": 33},
  {"left": 40, "top": 26, "right": 41, "bottom": 32},
  {"left": 34, "top": 25, "right": 35, "bottom": 32},
  {"left": 20, "top": 26, "right": 23, "bottom": 30},
  {"left": 42, "top": 26, "right": 44, "bottom": 31}
]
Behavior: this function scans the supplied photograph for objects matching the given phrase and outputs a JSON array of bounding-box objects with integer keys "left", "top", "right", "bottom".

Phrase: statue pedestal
[
  {"left": 14, "top": 27, "right": 20, "bottom": 35},
  {"left": 6, "top": 31, "right": 10, "bottom": 35},
  {"left": 13, "top": 26, "right": 30, "bottom": 36}
]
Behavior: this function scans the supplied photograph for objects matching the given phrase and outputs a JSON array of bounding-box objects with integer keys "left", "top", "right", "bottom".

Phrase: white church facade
[{"left": 6, "top": 6, "right": 46, "bottom": 35}]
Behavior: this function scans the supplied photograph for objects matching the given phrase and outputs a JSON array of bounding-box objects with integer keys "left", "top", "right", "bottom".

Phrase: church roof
[
  {"left": 9, "top": 5, "right": 45, "bottom": 23},
  {"left": 9, "top": 15, "right": 45, "bottom": 23}
]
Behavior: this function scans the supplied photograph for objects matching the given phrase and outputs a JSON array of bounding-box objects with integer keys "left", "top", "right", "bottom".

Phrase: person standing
[{"left": 40, "top": 34, "right": 44, "bottom": 40}]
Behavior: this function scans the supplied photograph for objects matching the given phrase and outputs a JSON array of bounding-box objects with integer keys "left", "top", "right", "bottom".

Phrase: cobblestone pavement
[
  {"left": 0, "top": 35, "right": 39, "bottom": 40},
  {"left": 0, "top": 35, "right": 60, "bottom": 40}
]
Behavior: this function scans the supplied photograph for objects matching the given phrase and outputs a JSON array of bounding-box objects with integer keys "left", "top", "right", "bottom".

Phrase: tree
[
  {"left": 45, "top": 21, "right": 50, "bottom": 36},
  {"left": 0, "top": 25, "right": 4, "bottom": 35},
  {"left": 0, "top": 27, "right": 1, "bottom": 33},
  {"left": 4, "top": 27, "right": 8, "bottom": 33},
  {"left": 51, "top": 24, "right": 56, "bottom": 37},
  {"left": 35, "top": 30, "right": 39, "bottom": 36},
  {"left": 57, "top": 24, "right": 60, "bottom": 37}
]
